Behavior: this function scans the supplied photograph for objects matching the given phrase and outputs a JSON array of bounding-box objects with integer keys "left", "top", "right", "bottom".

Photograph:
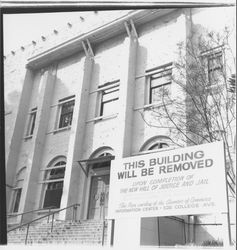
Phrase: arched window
[
  {"left": 148, "top": 142, "right": 169, "bottom": 150},
  {"left": 11, "top": 167, "right": 26, "bottom": 213},
  {"left": 92, "top": 152, "right": 112, "bottom": 169},
  {"left": 90, "top": 147, "right": 114, "bottom": 159},
  {"left": 140, "top": 136, "right": 172, "bottom": 152},
  {"left": 42, "top": 158, "right": 66, "bottom": 209},
  {"left": 88, "top": 147, "right": 114, "bottom": 170}
]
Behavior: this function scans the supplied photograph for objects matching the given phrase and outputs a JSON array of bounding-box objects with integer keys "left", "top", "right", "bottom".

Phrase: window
[
  {"left": 26, "top": 108, "right": 37, "bottom": 136},
  {"left": 148, "top": 142, "right": 169, "bottom": 150},
  {"left": 98, "top": 81, "right": 119, "bottom": 117},
  {"left": 11, "top": 167, "right": 26, "bottom": 213},
  {"left": 207, "top": 51, "right": 223, "bottom": 85},
  {"left": 201, "top": 47, "right": 224, "bottom": 86},
  {"left": 92, "top": 152, "right": 112, "bottom": 169},
  {"left": 42, "top": 159, "right": 66, "bottom": 209},
  {"left": 147, "top": 64, "right": 172, "bottom": 104},
  {"left": 140, "top": 136, "right": 172, "bottom": 152},
  {"left": 12, "top": 189, "right": 22, "bottom": 213},
  {"left": 58, "top": 96, "right": 75, "bottom": 129}
]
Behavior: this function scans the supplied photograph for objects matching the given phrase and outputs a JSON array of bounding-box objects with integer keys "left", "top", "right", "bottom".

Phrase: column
[{"left": 59, "top": 55, "right": 94, "bottom": 220}]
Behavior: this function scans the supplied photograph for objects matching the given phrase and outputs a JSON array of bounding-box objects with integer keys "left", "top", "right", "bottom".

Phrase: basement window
[
  {"left": 146, "top": 63, "right": 172, "bottom": 105},
  {"left": 26, "top": 107, "right": 37, "bottom": 137},
  {"left": 97, "top": 80, "right": 119, "bottom": 117}
]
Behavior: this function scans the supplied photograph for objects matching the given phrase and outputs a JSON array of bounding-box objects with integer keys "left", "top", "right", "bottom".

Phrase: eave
[{"left": 26, "top": 9, "right": 175, "bottom": 70}]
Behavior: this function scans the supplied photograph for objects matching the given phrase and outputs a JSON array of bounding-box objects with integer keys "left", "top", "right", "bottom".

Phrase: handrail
[
  {"left": 8, "top": 203, "right": 80, "bottom": 233},
  {"left": 8, "top": 206, "right": 57, "bottom": 226},
  {"left": 7, "top": 206, "right": 56, "bottom": 218}
]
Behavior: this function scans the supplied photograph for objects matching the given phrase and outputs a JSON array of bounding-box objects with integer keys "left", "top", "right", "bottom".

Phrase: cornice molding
[{"left": 26, "top": 9, "right": 174, "bottom": 69}]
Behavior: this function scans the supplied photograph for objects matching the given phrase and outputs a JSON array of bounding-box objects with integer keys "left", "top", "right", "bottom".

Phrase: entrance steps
[{"left": 8, "top": 219, "right": 107, "bottom": 245}]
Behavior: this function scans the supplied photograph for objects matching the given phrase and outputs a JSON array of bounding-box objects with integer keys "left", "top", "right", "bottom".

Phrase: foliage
[{"left": 201, "top": 239, "right": 223, "bottom": 246}]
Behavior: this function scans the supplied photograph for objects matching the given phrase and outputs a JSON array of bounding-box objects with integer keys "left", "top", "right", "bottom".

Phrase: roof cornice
[{"left": 27, "top": 9, "right": 174, "bottom": 69}]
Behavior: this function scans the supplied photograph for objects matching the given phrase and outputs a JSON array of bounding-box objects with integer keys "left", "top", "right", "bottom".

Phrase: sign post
[
  {"left": 222, "top": 142, "right": 232, "bottom": 247},
  {"left": 108, "top": 141, "right": 231, "bottom": 246}
]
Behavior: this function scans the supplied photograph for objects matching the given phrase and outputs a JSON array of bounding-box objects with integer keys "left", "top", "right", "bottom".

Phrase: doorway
[{"left": 88, "top": 174, "right": 110, "bottom": 219}]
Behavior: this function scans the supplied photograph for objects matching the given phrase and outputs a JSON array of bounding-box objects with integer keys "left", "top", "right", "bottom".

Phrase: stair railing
[
  {"left": 8, "top": 206, "right": 56, "bottom": 226},
  {"left": 7, "top": 203, "right": 80, "bottom": 245}
]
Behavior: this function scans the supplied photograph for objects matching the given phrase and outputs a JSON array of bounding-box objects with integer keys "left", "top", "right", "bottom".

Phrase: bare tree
[{"left": 139, "top": 26, "right": 236, "bottom": 195}]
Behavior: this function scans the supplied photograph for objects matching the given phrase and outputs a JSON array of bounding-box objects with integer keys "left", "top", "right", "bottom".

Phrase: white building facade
[{"left": 4, "top": 7, "right": 235, "bottom": 246}]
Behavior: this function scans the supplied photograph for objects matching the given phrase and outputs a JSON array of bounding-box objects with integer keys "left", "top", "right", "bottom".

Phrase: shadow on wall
[
  {"left": 80, "top": 62, "right": 100, "bottom": 156},
  {"left": 4, "top": 100, "right": 13, "bottom": 115},
  {"left": 5, "top": 90, "right": 21, "bottom": 114},
  {"left": 141, "top": 216, "right": 224, "bottom": 247},
  {"left": 132, "top": 45, "right": 147, "bottom": 153},
  {"left": 4, "top": 91, "right": 21, "bottom": 156},
  {"left": 141, "top": 216, "right": 186, "bottom": 246},
  {"left": 194, "top": 224, "right": 224, "bottom": 246},
  {"left": 60, "top": 61, "right": 99, "bottom": 220}
]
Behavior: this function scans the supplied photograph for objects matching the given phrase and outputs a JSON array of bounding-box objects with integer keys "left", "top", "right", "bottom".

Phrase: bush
[{"left": 201, "top": 239, "right": 223, "bottom": 246}]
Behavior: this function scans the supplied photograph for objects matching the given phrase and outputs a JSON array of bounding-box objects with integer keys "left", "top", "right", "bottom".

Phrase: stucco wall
[
  {"left": 132, "top": 9, "right": 187, "bottom": 153},
  {"left": 82, "top": 34, "right": 126, "bottom": 158},
  {"left": 4, "top": 10, "right": 131, "bottom": 162}
]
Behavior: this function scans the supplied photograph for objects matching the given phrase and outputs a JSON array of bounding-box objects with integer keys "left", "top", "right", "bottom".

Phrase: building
[{"left": 4, "top": 7, "right": 236, "bottom": 246}]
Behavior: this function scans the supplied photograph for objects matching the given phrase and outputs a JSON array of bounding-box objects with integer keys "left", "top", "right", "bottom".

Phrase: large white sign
[{"left": 108, "top": 141, "right": 228, "bottom": 218}]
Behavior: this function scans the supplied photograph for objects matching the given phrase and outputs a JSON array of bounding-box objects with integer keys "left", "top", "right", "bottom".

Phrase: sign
[{"left": 108, "top": 141, "right": 227, "bottom": 218}]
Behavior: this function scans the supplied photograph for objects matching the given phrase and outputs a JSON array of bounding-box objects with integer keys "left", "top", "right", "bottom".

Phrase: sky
[
  {"left": 3, "top": 12, "right": 89, "bottom": 55},
  {"left": 3, "top": 1, "right": 235, "bottom": 55}
]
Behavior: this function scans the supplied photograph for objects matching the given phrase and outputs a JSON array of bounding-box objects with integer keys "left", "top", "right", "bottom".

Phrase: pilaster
[
  {"left": 21, "top": 66, "right": 57, "bottom": 219},
  {"left": 59, "top": 55, "right": 94, "bottom": 220},
  {"left": 6, "top": 69, "right": 34, "bottom": 211},
  {"left": 115, "top": 24, "right": 138, "bottom": 158},
  {"left": 112, "top": 23, "right": 140, "bottom": 247}
]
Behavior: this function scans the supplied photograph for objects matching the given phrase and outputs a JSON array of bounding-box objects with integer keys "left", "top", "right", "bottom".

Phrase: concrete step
[{"left": 8, "top": 219, "right": 107, "bottom": 245}]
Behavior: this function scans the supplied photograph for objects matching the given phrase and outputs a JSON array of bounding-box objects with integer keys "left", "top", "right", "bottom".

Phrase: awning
[{"left": 77, "top": 155, "right": 115, "bottom": 177}]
